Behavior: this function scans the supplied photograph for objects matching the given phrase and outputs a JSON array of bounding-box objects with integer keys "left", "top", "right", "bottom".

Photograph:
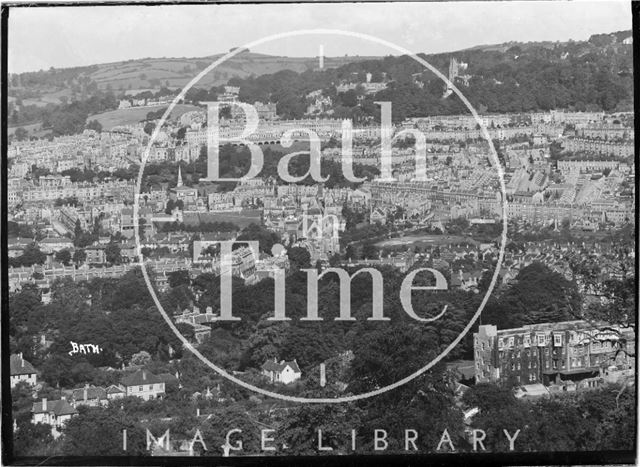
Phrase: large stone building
[{"left": 474, "top": 320, "right": 635, "bottom": 387}]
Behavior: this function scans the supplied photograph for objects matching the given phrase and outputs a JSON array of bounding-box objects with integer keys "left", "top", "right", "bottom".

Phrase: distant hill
[
  {"left": 9, "top": 51, "right": 377, "bottom": 107},
  {"left": 7, "top": 30, "right": 633, "bottom": 136},
  {"left": 221, "top": 30, "right": 633, "bottom": 121}
]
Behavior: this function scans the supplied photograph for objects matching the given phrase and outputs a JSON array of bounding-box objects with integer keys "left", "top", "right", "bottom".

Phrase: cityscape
[{"left": 3, "top": 2, "right": 637, "bottom": 464}]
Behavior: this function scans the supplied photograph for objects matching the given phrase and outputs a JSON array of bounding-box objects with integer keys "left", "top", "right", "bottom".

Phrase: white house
[
  {"left": 31, "top": 398, "right": 78, "bottom": 432},
  {"left": 120, "top": 369, "right": 166, "bottom": 400},
  {"left": 261, "top": 359, "right": 302, "bottom": 385},
  {"left": 10, "top": 353, "right": 37, "bottom": 388}
]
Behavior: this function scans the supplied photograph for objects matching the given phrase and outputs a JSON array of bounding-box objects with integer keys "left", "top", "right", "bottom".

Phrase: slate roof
[
  {"left": 106, "top": 384, "right": 125, "bottom": 395},
  {"left": 10, "top": 354, "right": 37, "bottom": 376},
  {"left": 121, "top": 369, "right": 164, "bottom": 387},
  {"left": 32, "top": 399, "right": 78, "bottom": 416},
  {"left": 261, "top": 359, "right": 301, "bottom": 374},
  {"left": 70, "top": 386, "right": 107, "bottom": 401}
]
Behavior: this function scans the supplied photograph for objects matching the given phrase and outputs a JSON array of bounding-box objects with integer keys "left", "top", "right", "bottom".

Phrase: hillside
[
  {"left": 7, "top": 30, "right": 633, "bottom": 136},
  {"left": 223, "top": 30, "right": 633, "bottom": 121},
  {"left": 9, "top": 51, "right": 376, "bottom": 107}
]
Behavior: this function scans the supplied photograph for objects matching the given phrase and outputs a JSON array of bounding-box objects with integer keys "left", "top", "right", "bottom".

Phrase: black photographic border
[{"left": 1, "top": 2, "right": 638, "bottom": 465}]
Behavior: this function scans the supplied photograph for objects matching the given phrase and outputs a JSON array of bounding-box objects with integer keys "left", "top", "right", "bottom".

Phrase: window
[
  {"left": 138, "top": 386, "right": 143, "bottom": 392},
  {"left": 537, "top": 333, "right": 546, "bottom": 346},
  {"left": 552, "top": 360, "right": 558, "bottom": 370},
  {"left": 508, "top": 337, "right": 515, "bottom": 348},
  {"left": 481, "top": 342, "right": 485, "bottom": 351},
  {"left": 554, "top": 334, "right": 563, "bottom": 347},
  {"left": 498, "top": 338, "right": 504, "bottom": 350},
  {"left": 149, "top": 385, "right": 153, "bottom": 390},
  {"left": 523, "top": 335, "right": 531, "bottom": 347}
]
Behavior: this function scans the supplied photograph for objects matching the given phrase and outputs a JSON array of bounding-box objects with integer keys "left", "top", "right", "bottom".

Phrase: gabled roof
[
  {"left": 70, "top": 386, "right": 107, "bottom": 401},
  {"left": 106, "top": 384, "right": 125, "bottom": 394},
  {"left": 10, "top": 354, "right": 37, "bottom": 376},
  {"left": 121, "top": 369, "right": 163, "bottom": 387},
  {"left": 261, "top": 359, "right": 301, "bottom": 374},
  {"left": 32, "top": 399, "right": 78, "bottom": 416}
]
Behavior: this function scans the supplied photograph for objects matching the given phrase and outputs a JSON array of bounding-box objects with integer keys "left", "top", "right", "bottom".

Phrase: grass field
[
  {"left": 88, "top": 104, "right": 201, "bottom": 130},
  {"left": 375, "top": 234, "right": 478, "bottom": 249}
]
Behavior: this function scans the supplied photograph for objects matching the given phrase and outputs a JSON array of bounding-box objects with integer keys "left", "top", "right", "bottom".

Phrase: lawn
[{"left": 88, "top": 103, "right": 201, "bottom": 130}]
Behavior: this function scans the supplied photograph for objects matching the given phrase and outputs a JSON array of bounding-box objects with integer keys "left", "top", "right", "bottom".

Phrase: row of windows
[
  {"left": 135, "top": 384, "right": 162, "bottom": 392},
  {"left": 497, "top": 333, "right": 565, "bottom": 349}
]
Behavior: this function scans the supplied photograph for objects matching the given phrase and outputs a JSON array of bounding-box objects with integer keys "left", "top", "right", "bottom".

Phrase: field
[
  {"left": 87, "top": 54, "right": 376, "bottom": 91},
  {"left": 375, "top": 234, "right": 479, "bottom": 249},
  {"left": 88, "top": 104, "right": 201, "bottom": 130}
]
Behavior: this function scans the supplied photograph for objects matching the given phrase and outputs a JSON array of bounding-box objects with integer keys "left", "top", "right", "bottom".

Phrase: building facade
[{"left": 474, "top": 320, "right": 635, "bottom": 386}]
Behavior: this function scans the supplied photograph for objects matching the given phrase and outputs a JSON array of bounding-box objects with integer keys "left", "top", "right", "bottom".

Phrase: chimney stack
[
  {"left": 142, "top": 370, "right": 147, "bottom": 381},
  {"left": 42, "top": 398, "right": 47, "bottom": 411},
  {"left": 19, "top": 353, "right": 23, "bottom": 367}
]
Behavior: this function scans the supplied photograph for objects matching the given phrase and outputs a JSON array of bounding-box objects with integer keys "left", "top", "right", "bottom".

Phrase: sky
[{"left": 7, "top": 1, "right": 632, "bottom": 74}]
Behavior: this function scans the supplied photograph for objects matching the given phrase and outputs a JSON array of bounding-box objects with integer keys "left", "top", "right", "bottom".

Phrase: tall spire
[{"left": 177, "top": 165, "right": 184, "bottom": 187}]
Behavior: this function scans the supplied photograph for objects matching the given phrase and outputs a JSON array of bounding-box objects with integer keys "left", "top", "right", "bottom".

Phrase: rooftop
[{"left": 10, "top": 353, "right": 37, "bottom": 376}]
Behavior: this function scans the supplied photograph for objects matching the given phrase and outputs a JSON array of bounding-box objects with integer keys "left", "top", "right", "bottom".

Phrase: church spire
[{"left": 177, "top": 165, "right": 184, "bottom": 187}]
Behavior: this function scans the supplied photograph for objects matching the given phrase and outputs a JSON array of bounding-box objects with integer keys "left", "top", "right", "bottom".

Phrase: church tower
[{"left": 177, "top": 165, "right": 184, "bottom": 187}]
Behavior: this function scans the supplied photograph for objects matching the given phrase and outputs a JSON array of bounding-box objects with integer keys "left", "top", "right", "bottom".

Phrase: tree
[
  {"left": 175, "top": 127, "right": 187, "bottom": 140},
  {"left": 143, "top": 121, "right": 155, "bottom": 136},
  {"left": 13, "top": 421, "right": 57, "bottom": 456},
  {"left": 105, "top": 242, "right": 122, "bottom": 265},
  {"left": 168, "top": 270, "right": 191, "bottom": 289},
  {"left": 236, "top": 223, "right": 280, "bottom": 253},
  {"left": 14, "top": 127, "right": 28, "bottom": 141},
  {"left": 61, "top": 405, "right": 147, "bottom": 455},
  {"left": 287, "top": 246, "right": 311, "bottom": 270},
  {"left": 361, "top": 241, "right": 378, "bottom": 260},
  {"left": 130, "top": 350, "right": 152, "bottom": 366},
  {"left": 10, "top": 243, "right": 47, "bottom": 267},
  {"left": 55, "top": 248, "right": 72, "bottom": 266},
  {"left": 73, "top": 248, "right": 87, "bottom": 266},
  {"left": 85, "top": 119, "right": 102, "bottom": 132}
]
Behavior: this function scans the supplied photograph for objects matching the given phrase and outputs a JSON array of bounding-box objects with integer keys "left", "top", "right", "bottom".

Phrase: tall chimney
[
  {"left": 142, "top": 370, "right": 146, "bottom": 381},
  {"left": 19, "top": 353, "right": 23, "bottom": 367},
  {"left": 42, "top": 398, "right": 47, "bottom": 411}
]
